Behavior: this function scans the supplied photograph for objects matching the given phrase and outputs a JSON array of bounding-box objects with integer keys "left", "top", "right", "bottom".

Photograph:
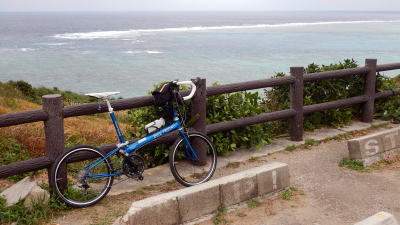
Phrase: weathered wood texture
[
  {"left": 206, "top": 109, "right": 296, "bottom": 134},
  {"left": 375, "top": 88, "right": 400, "bottom": 99},
  {"left": 191, "top": 78, "right": 207, "bottom": 164},
  {"left": 303, "top": 67, "right": 368, "bottom": 82},
  {"left": 362, "top": 59, "right": 378, "bottom": 122},
  {"left": 42, "top": 94, "right": 66, "bottom": 189},
  {"left": 303, "top": 95, "right": 368, "bottom": 115},
  {"left": 0, "top": 156, "right": 52, "bottom": 177},
  {"left": 206, "top": 76, "right": 295, "bottom": 96},
  {"left": 63, "top": 95, "right": 155, "bottom": 118},
  {"left": 0, "top": 109, "right": 47, "bottom": 127},
  {"left": 376, "top": 63, "right": 400, "bottom": 72},
  {"left": 1, "top": 60, "right": 400, "bottom": 179},
  {"left": 289, "top": 67, "right": 304, "bottom": 141}
]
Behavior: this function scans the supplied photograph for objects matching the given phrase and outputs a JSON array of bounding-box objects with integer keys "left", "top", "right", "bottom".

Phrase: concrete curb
[
  {"left": 114, "top": 162, "right": 289, "bottom": 225},
  {"left": 354, "top": 211, "right": 399, "bottom": 225},
  {"left": 348, "top": 127, "right": 400, "bottom": 166}
]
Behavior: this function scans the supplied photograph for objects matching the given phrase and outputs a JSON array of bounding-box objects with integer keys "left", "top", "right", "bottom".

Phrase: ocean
[{"left": 0, "top": 11, "right": 400, "bottom": 97}]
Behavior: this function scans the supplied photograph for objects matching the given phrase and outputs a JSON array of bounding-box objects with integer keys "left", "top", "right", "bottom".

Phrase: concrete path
[{"left": 109, "top": 120, "right": 385, "bottom": 196}]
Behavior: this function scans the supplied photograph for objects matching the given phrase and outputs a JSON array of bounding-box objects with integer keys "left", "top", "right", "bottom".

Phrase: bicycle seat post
[
  {"left": 104, "top": 98, "right": 113, "bottom": 113},
  {"left": 103, "top": 97, "right": 127, "bottom": 148}
]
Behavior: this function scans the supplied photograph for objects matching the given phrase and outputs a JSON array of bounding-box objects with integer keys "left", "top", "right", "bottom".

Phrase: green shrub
[
  {"left": 206, "top": 86, "right": 272, "bottom": 155},
  {"left": 375, "top": 74, "right": 400, "bottom": 123},
  {"left": 264, "top": 59, "right": 399, "bottom": 132}
]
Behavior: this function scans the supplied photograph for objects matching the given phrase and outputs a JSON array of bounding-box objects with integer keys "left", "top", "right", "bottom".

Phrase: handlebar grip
[{"left": 176, "top": 81, "right": 196, "bottom": 101}]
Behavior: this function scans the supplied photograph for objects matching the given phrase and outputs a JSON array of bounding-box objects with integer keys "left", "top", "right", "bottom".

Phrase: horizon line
[{"left": 1, "top": 10, "right": 400, "bottom": 13}]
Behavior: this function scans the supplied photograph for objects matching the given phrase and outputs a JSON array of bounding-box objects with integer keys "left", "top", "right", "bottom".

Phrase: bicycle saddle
[{"left": 85, "top": 92, "right": 120, "bottom": 99}]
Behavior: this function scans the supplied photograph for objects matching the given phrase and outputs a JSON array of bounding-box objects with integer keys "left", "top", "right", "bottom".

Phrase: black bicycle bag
[{"left": 152, "top": 82, "right": 176, "bottom": 119}]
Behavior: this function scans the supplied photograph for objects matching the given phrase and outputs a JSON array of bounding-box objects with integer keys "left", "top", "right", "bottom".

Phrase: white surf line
[{"left": 51, "top": 20, "right": 400, "bottom": 40}]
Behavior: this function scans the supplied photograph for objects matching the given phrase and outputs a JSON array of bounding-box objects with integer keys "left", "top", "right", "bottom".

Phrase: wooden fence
[{"left": 1, "top": 58, "right": 400, "bottom": 186}]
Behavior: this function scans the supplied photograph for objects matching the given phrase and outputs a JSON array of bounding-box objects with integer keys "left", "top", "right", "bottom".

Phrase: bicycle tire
[
  {"left": 50, "top": 145, "right": 114, "bottom": 208},
  {"left": 169, "top": 131, "right": 217, "bottom": 186}
]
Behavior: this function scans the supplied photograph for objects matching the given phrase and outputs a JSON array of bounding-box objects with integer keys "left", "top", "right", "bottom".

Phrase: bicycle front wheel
[
  {"left": 169, "top": 131, "right": 217, "bottom": 186},
  {"left": 50, "top": 145, "right": 114, "bottom": 208}
]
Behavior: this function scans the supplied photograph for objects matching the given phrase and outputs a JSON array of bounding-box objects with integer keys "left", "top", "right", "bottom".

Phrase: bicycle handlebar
[{"left": 176, "top": 80, "right": 196, "bottom": 101}]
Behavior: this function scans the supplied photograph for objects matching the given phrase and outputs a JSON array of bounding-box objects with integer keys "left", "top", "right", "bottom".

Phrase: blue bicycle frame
[{"left": 84, "top": 110, "right": 199, "bottom": 179}]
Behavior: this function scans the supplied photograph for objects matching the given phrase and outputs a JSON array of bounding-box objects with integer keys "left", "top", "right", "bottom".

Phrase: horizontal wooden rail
[
  {"left": 375, "top": 88, "right": 400, "bottom": 99},
  {"left": 0, "top": 109, "right": 48, "bottom": 127},
  {"left": 206, "top": 76, "right": 295, "bottom": 96},
  {"left": 206, "top": 109, "right": 296, "bottom": 134},
  {"left": 63, "top": 95, "right": 155, "bottom": 118},
  {"left": 303, "top": 95, "right": 368, "bottom": 115},
  {"left": 303, "top": 67, "right": 368, "bottom": 82},
  {"left": 0, "top": 156, "right": 51, "bottom": 178},
  {"left": 376, "top": 63, "right": 400, "bottom": 72}
]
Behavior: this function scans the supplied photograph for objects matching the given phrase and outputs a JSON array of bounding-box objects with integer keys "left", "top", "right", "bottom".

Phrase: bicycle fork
[{"left": 178, "top": 130, "right": 199, "bottom": 161}]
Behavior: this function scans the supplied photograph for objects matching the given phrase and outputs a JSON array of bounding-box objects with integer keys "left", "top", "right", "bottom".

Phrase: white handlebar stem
[{"left": 176, "top": 81, "right": 197, "bottom": 100}]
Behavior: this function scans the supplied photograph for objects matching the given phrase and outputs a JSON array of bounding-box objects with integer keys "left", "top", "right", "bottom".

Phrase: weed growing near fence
[
  {"left": 338, "top": 157, "right": 364, "bottom": 170},
  {"left": 247, "top": 199, "right": 261, "bottom": 208}
]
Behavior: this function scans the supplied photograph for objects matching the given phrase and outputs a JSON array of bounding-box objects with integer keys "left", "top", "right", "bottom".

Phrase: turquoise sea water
[{"left": 0, "top": 11, "right": 400, "bottom": 97}]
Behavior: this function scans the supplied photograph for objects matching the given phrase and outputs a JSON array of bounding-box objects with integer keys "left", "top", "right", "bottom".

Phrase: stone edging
[
  {"left": 347, "top": 127, "right": 400, "bottom": 166},
  {"left": 114, "top": 162, "right": 289, "bottom": 225}
]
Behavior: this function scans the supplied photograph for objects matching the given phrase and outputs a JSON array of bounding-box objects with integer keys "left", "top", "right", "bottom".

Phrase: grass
[
  {"left": 213, "top": 204, "right": 228, "bottom": 225},
  {"left": 303, "top": 139, "right": 320, "bottom": 149},
  {"left": 284, "top": 139, "right": 320, "bottom": 152},
  {"left": 285, "top": 145, "right": 297, "bottom": 152},
  {"left": 0, "top": 194, "right": 69, "bottom": 225},
  {"left": 248, "top": 156, "right": 259, "bottom": 162},
  {"left": 0, "top": 136, "right": 33, "bottom": 181},
  {"left": 280, "top": 187, "right": 304, "bottom": 200},
  {"left": 281, "top": 189, "right": 293, "bottom": 200},
  {"left": 339, "top": 157, "right": 365, "bottom": 171},
  {"left": 226, "top": 161, "right": 240, "bottom": 168},
  {"left": 367, "top": 122, "right": 390, "bottom": 130},
  {"left": 247, "top": 199, "right": 261, "bottom": 208}
]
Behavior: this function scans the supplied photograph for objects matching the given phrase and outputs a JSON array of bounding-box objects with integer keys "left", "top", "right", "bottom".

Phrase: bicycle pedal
[{"left": 138, "top": 175, "right": 144, "bottom": 181}]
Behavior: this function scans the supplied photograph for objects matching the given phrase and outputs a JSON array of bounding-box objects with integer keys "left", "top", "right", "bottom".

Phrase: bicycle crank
[{"left": 122, "top": 154, "right": 145, "bottom": 180}]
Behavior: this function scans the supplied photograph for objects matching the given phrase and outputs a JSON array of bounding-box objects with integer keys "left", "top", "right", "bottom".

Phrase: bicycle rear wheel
[
  {"left": 50, "top": 145, "right": 114, "bottom": 208},
  {"left": 169, "top": 131, "right": 217, "bottom": 186}
]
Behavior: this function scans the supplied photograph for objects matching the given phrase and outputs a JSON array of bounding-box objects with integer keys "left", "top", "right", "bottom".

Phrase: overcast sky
[{"left": 1, "top": 0, "right": 400, "bottom": 12}]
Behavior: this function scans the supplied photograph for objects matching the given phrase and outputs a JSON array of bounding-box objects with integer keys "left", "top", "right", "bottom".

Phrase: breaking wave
[{"left": 51, "top": 20, "right": 400, "bottom": 40}]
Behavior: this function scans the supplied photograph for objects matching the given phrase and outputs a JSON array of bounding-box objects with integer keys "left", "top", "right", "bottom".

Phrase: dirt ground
[
  {"left": 197, "top": 131, "right": 400, "bottom": 225},
  {"left": 42, "top": 124, "right": 400, "bottom": 225}
]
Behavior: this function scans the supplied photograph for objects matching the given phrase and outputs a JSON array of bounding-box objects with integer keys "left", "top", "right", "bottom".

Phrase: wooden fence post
[
  {"left": 191, "top": 78, "right": 207, "bottom": 165},
  {"left": 289, "top": 67, "right": 304, "bottom": 141},
  {"left": 43, "top": 94, "right": 66, "bottom": 191},
  {"left": 362, "top": 58, "right": 377, "bottom": 122}
]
